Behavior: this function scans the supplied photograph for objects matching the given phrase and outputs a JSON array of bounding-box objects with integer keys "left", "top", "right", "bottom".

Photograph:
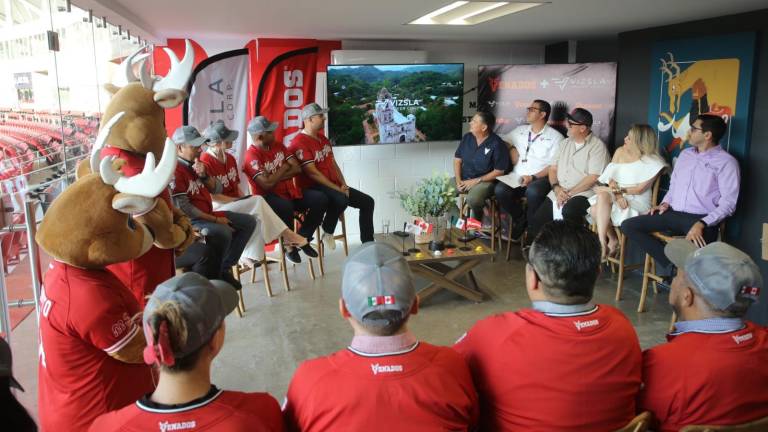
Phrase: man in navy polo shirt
[{"left": 452, "top": 111, "right": 511, "bottom": 219}]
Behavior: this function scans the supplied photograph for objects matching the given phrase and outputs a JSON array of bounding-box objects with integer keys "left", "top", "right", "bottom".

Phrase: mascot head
[
  {"left": 37, "top": 113, "right": 177, "bottom": 269},
  {"left": 100, "top": 40, "right": 194, "bottom": 160}
]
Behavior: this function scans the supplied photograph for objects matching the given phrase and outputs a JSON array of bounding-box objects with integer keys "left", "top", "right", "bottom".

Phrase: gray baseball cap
[
  {"left": 171, "top": 125, "right": 208, "bottom": 147},
  {"left": 247, "top": 116, "right": 278, "bottom": 135},
  {"left": 665, "top": 240, "right": 763, "bottom": 310},
  {"left": 0, "top": 337, "right": 23, "bottom": 391},
  {"left": 341, "top": 242, "right": 416, "bottom": 327},
  {"left": 301, "top": 103, "right": 328, "bottom": 120},
  {"left": 143, "top": 272, "right": 238, "bottom": 359},
  {"left": 204, "top": 120, "right": 239, "bottom": 143}
]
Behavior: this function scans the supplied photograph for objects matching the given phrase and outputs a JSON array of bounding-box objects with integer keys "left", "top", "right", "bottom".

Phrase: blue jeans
[{"left": 191, "top": 211, "right": 256, "bottom": 277}]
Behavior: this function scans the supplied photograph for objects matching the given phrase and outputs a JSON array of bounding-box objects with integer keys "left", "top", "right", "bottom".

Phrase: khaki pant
[{"left": 451, "top": 177, "right": 496, "bottom": 220}]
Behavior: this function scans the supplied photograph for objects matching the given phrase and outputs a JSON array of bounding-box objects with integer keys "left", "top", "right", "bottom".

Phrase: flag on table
[
  {"left": 368, "top": 296, "right": 396, "bottom": 306},
  {"left": 457, "top": 217, "right": 482, "bottom": 230}
]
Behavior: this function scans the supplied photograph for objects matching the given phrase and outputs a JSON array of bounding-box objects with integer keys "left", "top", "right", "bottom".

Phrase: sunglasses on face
[{"left": 567, "top": 120, "right": 584, "bottom": 127}]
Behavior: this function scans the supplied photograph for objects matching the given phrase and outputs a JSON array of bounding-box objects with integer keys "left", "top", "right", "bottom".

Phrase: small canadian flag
[{"left": 368, "top": 296, "right": 396, "bottom": 306}]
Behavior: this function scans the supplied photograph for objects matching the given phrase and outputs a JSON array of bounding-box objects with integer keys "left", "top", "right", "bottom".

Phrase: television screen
[{"left": 326, "top": 63, "right": 464, "bottom": 146}]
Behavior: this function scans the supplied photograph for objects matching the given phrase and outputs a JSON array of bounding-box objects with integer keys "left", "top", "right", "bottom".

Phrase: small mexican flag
[{"left": 368, "top": 296, "right": 396, "bottom": 306}]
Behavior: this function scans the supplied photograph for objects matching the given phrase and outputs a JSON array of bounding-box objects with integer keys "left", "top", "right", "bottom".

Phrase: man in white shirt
[{"left": 495, "top": 100, "right": 563, "bottom": 242}]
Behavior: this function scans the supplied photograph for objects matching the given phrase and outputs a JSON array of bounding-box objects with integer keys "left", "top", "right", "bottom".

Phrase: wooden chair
[
  {"left": 607, "top": 176, "right": 662, "bottom": 305},
  {"left": 315, "top": 213, "right": 349, "bottom": 276},
  {"left": 615, "top": 411, "right": 653, "bottom": 432},
  {"left": 639, "top": 220, "right": 726, "bottom": 313},
  {"left": 680, "top": 415, "right": 768, "bottom": 431},
  {"left": 458, "top": 192, "right": 499, "bottom": 260}
]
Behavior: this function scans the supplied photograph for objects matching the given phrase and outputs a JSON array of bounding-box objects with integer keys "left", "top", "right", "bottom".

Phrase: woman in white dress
[{"left": 588, "top": 124, "right": 666, "bottom": 259}]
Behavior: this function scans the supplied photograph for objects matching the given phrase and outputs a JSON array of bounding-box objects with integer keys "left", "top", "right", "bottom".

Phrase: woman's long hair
[{"left": 628, "top": 124, "right": 660, "bottom": 157}]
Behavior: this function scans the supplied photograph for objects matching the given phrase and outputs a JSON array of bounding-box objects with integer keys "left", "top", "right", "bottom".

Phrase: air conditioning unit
[{"left": 330, "top": 50, "right": 428, "bottom": 65}]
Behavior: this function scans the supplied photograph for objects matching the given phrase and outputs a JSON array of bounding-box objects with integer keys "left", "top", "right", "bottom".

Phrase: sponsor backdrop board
[
  {"left": 477, "top": 63, "right": 617, "bottom": 145},
  {"left": 327, "top": 63, "right": 464, "bottom": 146}
]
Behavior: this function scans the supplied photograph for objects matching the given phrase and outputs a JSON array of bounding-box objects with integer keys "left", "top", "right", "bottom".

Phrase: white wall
[
  {"left": 187, "top": 37, "right": 545, "bottom": 238},
  {"left": 335, "top": 39, "right": 544, "bottom": 238}
]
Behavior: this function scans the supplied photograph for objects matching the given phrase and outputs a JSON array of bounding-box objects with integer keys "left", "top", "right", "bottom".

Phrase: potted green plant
[{"left": 396, "top": 173, "right": 456, "bottom": 250}]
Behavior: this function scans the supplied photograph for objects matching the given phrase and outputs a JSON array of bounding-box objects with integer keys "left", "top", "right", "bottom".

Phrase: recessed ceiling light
[{"left": 408, "top": 1, "right": 546, "bottom": 26}]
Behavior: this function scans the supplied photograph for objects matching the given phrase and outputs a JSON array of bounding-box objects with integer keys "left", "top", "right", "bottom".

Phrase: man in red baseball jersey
[
  {"left": 283, "top": 242, "right": 478, "bottom": 431},
  {"left": 171, "top": 125, "right": 256, "bottom": 288},
  {"left": 454, "top": 221, "right": 641, "bottom": 431},
  {"left": 290, "top": 103, "right": 375, "bottom": 249},
  {"left": 90, "top": 273, "right": 283, "bottom": 431},
  {"left": 201, "top": 120, "right": 309, "bottom": 264},
  {"left": 243, "top": 116, "right": 324, "bottom": 264},
  {"left": 640, "top": 240, "right": 768, "bottom": 431}
]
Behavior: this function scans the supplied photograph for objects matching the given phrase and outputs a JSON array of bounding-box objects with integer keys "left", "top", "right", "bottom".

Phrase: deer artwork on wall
[{"left": 657, "top": 52, "right": 740, "bottom": 153}]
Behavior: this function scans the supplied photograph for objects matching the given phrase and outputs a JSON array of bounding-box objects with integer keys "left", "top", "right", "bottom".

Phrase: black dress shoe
[
  {"left": 221, "top": 269, "right": 242, "bottom": 291},
  {"left": 510, "top": 218, "right": 527, "bottom": 244},
  {"left": 286, "top": 247, "right": 302, "bottom": 264},
  {"left": 300, "top": 244, "right": 319, "bottom": 258}
]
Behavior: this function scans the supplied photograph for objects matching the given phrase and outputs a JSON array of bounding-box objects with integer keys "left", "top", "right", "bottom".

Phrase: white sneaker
[{"left": 322, "top": 232, "right": 336, "bottom": 251}]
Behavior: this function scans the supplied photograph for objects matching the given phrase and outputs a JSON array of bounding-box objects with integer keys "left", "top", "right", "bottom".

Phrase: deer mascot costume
[
  {"left": 35, "top": 43, "right": 196, "bottom": 431},
  {"left": 94, "top": 41, "right": 196, "bottom": 305}
]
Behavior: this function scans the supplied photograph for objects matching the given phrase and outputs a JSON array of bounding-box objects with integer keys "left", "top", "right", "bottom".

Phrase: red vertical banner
[{"left": 248, "top": 39, "right": 340, "bottom": 144}]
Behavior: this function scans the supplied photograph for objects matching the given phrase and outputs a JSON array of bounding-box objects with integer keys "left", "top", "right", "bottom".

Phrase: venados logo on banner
[{"left": 255, "top": 47, "right": 318, "bottom": 145}]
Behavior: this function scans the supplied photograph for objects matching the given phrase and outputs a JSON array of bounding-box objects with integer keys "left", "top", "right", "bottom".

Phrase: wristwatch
[
  {"left": 698, "top": 219, "right": 707, "bottom": 227},
  {"left": 531, "top": 174, "right": 537, "bottom": 181}
]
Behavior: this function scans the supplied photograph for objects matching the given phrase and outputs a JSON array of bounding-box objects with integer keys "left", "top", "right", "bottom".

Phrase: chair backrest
[
  {"left": 615, "top": 411, "right": 653, "bottom": 432},
  {"left": 680, "top": 415, "right": 768, "bottom": 432},
  {"left": 650, "top": 174, "right": 663, "bottom": 206}
]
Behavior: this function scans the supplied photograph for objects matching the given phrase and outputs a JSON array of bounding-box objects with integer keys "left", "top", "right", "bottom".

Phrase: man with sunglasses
[
  {"left": 495, "top": 99, "right": 564, "bottom": 242},
  {"left": 526, "top": 108, "right": 609, "bottom": 243},
  {"left": 622, "top": 114, "right": 739, "bottom": 278},
  {"left": 454, "top": 221, "right": 641, "bottom": 431}
]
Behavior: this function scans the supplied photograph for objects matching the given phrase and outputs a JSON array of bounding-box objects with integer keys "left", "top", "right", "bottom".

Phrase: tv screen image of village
[{"left": 326, "top": 64, "right": 464, "bottom": 146}]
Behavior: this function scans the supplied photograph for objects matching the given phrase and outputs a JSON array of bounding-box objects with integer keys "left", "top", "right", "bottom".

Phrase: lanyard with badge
[{"left": 523, "top": 130, "right": 542, "bottom": 163}]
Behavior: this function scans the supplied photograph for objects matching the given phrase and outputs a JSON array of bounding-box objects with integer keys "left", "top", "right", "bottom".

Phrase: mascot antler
[
  {"left": 90, "top": 111, "right": 176, "bottom": 198},
  {"left": 100, "top": 137, "right": 176, "bottom": 198},
  {"left": 116, "top": 40, "right": 193, "bottom": 92}
]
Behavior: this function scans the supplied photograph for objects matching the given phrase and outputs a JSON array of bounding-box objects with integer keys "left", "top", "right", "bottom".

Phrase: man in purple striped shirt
[{"left": 622, "top": 114, "right": 740, "bottom": 273}]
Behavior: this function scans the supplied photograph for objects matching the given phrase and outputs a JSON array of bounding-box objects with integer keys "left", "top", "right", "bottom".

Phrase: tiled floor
[{"left": 10, "top": 239, "right": 674, "bottom": 419}]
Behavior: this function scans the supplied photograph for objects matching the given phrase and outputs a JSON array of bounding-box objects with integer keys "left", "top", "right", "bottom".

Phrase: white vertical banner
[{"left": 184, "top": 49, "right": 250, "bottom": 192}]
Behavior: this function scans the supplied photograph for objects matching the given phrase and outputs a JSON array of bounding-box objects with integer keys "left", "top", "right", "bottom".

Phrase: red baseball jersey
[
  {"left": 640, "top": 321, "right": 768, "bottom": 431},
  {"left": 283, "top": 342, "right": 479, "bottom": 432},
  {"left": 89, "top": 388, "right": 284, "bottom": 431},
  {"left": 289, "top": 132, "right": 340, "bottom": 189},
  {"left": 200, "top": 150, "right": 241, "bottom": 198},
  {"left": 171, "top": 159, "right": 223, "bottom": 217},
  {"left": 454, "top": 305, "right": 641, "bottom": 432},
  {"left": 242, "top": 142, "right": 301, "bottom": 200},
  {"left": 101, "top": 146, "right": 175, "bottom": 306},
  {"left": 38, "top": 261, "right": 155, "bottom": 432}
]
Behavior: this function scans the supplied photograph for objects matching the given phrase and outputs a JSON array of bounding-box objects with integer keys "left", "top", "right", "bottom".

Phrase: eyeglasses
[
  {"left": 690, "top": 125, "right": 703, "bottom": 132},
  {"left": 522, "top": 245, "right": 542, "bottom": 282},
  {"left": 567, "top": 120, "right": 584, "bottom": 127},
  {"left": 526, "top": 107, "right": 542, "bottom": 112}
]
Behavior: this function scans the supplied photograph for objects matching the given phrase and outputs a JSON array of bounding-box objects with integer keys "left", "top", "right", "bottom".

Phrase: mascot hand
[
  {"left": 174, "top": 220, "right": 196, "bottom": 257},
  {"left": 133, "top": 199, "right": 187, "bottom": 250}
]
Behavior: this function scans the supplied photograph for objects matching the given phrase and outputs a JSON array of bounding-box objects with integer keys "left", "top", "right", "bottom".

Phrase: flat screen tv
[{"left": 326, "top": 63, "right": 464, "bottom": 146}]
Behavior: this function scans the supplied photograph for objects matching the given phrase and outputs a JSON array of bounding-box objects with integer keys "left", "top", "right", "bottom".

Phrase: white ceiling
[{"left": 81, "top": 0, "right": 766, "bottom": 43}]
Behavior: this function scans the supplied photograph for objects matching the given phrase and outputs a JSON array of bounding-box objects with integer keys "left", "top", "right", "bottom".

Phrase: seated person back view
[
  {"left": 622, "top": 114, "right": 739, "bottom": 274},
  {"left": 640, "top": 240, "right": 768, "bottom": 431},
  {"left": 1, "top": 337, "right": 36, "bottom": 432},
  {"left": 90, "top": 272, "right": 284, "bottom": 431},
  {"left": 454, "top": 221, "right": 642, "bottom": 431},
  {"left": 283, "top": 243, "right": 479, "bottom": 431},
  {"left": 453, "top": 111, "right": 511, "bottom": 220},
  {"left": 170, "top": 126, "right": 256, "bottom": 288}
]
